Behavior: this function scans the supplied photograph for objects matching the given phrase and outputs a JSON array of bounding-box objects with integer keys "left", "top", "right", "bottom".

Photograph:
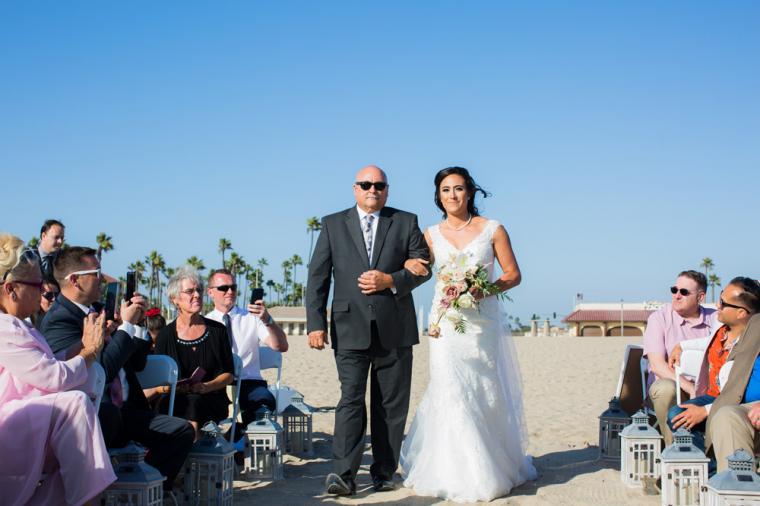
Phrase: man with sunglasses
[
  {"left": 205, "top": 268, "right": 288, "bottom": 433},
  {"left": 306, "top": 165, "right": 431, "bottom": 495},
  {"left": 643, "top": 270, "right": 719, "bottom": 445},
  {"left": 666, "top": 278, "right": 760, "bottom": 457},
  {"left": 39, "top": 246, "right": 194, "bottom": 498}
]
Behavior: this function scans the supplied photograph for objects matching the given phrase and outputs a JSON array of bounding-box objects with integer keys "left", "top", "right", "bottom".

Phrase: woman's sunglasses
[{"left": 42, "top": 291, "right": 59, "bottom": 302}]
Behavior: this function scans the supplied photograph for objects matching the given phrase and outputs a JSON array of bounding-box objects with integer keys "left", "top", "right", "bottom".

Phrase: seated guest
[
  {"left": 667, "top": 277, "right": 760, "bottom": 451},
  {"left": 644, "top": 270, "right": 719, "bottom": 445},
  {"left": 39, "top": 246, "right": 193, "bottom": 498},
  {"left": 205, "top": 269, "right": 288, "bottom": 430},
  {"left": 703, "top": 281, "right": 760, "bottom": 471},
  {"left": 145, "top": 307, "right": 166, "bottom": 350},
  {"left": 29, "top": 278, "right": 60, "bottom": 328},
  {"left": 155, "top": 266, "right": 234, "bottom": 439},
  {"left": 0, "top": 234, "right": 115, "bottom": 505},
  {"left": 33, "top": 219, "right": 65, "bottom": 281}
]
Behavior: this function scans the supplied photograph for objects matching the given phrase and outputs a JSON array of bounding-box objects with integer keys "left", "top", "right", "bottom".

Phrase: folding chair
[
  {"left": 223, "top": 354, "right": 243, "bottom": 442},
  {"left": 135, "top": 355, "right": 178, "bottom": 415},
  {"left": 76, "top": 361, "right": 106, "bottom": 408},
  {"left": 615, "top": 344, "right": 646, "bottom": 416},
  {"left": 259, "top": 346, "right": 283, "bottom": 414}
]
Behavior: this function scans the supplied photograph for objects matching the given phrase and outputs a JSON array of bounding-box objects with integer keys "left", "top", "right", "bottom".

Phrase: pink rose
[{"left": 444, "top": 285, "right": 460, "bottom": 299}]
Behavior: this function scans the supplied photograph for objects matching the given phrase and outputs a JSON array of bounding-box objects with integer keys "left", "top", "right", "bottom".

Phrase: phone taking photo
[
  {"left": 104, "top": 282, "right": 118, "bottom": 321},
  {"left": 250, "top": 287, "right": 265, "bottom": 305},
  {"left": 125, "top": 271, "right": 136, "bottom": 302}
]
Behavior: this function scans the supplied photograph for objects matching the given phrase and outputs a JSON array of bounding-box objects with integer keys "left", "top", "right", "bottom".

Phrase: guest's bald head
[{"left": 353, "top": 165, "right": 389, "bottom": 213}]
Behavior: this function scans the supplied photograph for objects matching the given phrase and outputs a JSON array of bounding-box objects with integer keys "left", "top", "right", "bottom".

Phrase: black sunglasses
[
  {"left": 211, "top": 284, "right": 237, "bottom": 293},
  {"left": 670, "top": 286, "right": 694, "bottom": 296},
  {"left": 42, "top": 290, "right": 59, "bottom": 302},
  {"left": 719, "top": 297, "right": 749, "bottom": 312},
  {"left": 355, "top": 181, "right": 388, "bottom": 191}
]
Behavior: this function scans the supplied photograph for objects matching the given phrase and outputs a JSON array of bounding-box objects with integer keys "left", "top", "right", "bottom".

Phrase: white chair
[
  {"left": 223, "top": 354, "right": 244, "bottom": 442},
  {"left": 76, "top": 361, "right": 106, "bottom": 408},
  {"left": 259, "top": 347, "right": 283, "bottom": 414},
  {"left": 135, "top": 355, "right": 178, "bottom": 416}
]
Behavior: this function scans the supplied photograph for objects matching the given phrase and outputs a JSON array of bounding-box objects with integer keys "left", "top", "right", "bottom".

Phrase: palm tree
[
  {"left": 186, "top": 256, "right": 206, "bottom": 272},
  {"left": 290, "top": 254, "right": 303, "bottom": 304},
  {"left": 27, "top": 236, "right": 39, "bottom": 248},
  {"left": 226, "top": 252, "right": 246, "bottom": 304},
  {"left": 255, "top": 258, "right": 268, "bottom": 287},
  {"left": 145, "top": 251, "right": 166, "bottom": 307},
  {"left": 128, "top": 260, "right": 147, "bottom": 290},
  {"left": 274, "top": 283, "right": 284, "bottom": 306},
  {"left": 700, "top": 257, "right": 714, "bottom": 277},
  {"left": 266, "top": 280, "right": 275, "bottom": 304},
  {"left": 306, "top": 216, "right": 322, "bottom": 265},
  {"left": 218, "top": 238, "right": 232, "bottom": 267},
  {"left": 281, "top": 260, "right": 292, "bottom": 305},
  {"left": 95, "top": 233, "right": 114, "bottom": 262},
  {"left": 708, "top": 274, "right": 722, "bottom": 303},
  {"left": 292, "top": 282, "right": 304, "bottom": 307}
]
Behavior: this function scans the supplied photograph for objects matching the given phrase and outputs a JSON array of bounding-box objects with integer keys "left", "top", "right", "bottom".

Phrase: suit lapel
[
  {"left": 345, "top": 208, "right": 370, "bottom": 266},
  {"left": 371, "top": 210, "right": 393, "bottom": 268}
]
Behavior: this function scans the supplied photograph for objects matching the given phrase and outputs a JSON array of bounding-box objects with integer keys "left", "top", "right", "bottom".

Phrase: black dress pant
[
  {"left": 333, "top": 322, "right": 413, "bottom": 481},
  {"left": 100, "top": 402, "right": 195, "bottom": 490}
]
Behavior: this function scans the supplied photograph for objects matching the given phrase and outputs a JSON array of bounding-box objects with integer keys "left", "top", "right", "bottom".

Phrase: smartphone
[
  {"left": 250, "top": 287, "right": 265, "bottom": 305},
  {"left": 125, "top": 271, "right": 136, "bottom": 302},
  {"left": 104, "top": 282, "right": 118, "bottom": 321}
]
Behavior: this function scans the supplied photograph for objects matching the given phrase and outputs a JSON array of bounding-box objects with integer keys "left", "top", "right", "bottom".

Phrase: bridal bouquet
[{"left": 428, "top": 253, "right": 508, "bottom": 336}]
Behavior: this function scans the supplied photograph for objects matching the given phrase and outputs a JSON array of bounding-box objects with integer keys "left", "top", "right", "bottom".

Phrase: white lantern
[
  {"left": 281, "top": 391, "right": 314, "bottom": 456},
  {"left": 102, "top": 443, "right": 165, "bottom": 506},
  {"left": 244, "top": 408, "right": 284, "bottom": 481},
  {"left": 621, "top": 409, "right": 663, "bottom": 488},
  {"left": 599, "top": 397, "right": 630, "bottom": 461},
  {"left": 181, "top": 422, "right": 235, "bottom": 505},
  {"left": 705, "top": 449, "right": 760, "bottom": 505},
  {"left": 660, "top": 428, "right": 709, "bottom": 506}
]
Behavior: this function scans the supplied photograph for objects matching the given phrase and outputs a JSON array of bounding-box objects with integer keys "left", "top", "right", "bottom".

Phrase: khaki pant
[
  {"left": 709, "top": 401, "right": 760, "bottom": 472},
  {"left": 649, "top": 378, "right": 677, "bottom": 446}
]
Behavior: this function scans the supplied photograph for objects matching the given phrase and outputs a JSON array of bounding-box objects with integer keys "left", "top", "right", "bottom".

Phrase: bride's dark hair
[{"left": 434, "top": 167, "right": 491, "bottom": 218}]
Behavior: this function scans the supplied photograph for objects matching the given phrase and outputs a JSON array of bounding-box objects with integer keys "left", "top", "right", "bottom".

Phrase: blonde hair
[{"left": 0, "top": 234, "right": 40, "bottom": 283}]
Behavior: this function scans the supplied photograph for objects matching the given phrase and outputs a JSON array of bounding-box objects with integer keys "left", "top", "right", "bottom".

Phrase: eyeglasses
[
  {"left": 42, "top": 290, "right": 59, "bottom": 302},
  {"left": 180, "top": 288, "right": 203, "bottom": 297},
  {"left": 210, "top": 284, "right": 237, "bottom": 293},
  {"left": 718, "top": 297, "right": 749, "bottom": 312},
  {"left": 670, "top": 286, "right": 694, "bottom": 297},
  {"left": 66, "top": 268, "right": 101, "bottom": 281},
  {"left": 1, "top": 248, "right": 39, "bottom": 282},
  {"left": 355, "top": 181, "right": 388, "bottom": 191},
  {"left": 13, "top": 280, "right": 44, "bottom": 290}
]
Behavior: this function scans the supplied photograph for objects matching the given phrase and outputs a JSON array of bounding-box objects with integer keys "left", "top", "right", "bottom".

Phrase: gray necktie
[
  {"left": 223, "top": 313, "right": 233, "bottom": 346},
  {"left": 363, "top": 214, "right": 374, "bottom": 265}
]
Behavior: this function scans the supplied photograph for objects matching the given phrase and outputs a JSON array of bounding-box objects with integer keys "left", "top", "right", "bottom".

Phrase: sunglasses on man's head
[
  {"left": 670, "top": 286, "right": 693, "bottom": 296},
  {"left": 211, "top": 284, "right": 237, "bottom": 293},
  {"left": 355, "top": 181, "right": 388, "bottom": 191}
]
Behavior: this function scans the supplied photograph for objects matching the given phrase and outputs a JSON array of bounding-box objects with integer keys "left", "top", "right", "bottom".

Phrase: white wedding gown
[{"left": 400, "top": 220, "right": 537, "bottom": 503}]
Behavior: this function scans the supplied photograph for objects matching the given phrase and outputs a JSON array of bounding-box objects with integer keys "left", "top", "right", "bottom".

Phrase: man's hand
[
  {"left": 747, "top": 404, "right": 760, "bottom": 429},
  {"left": 247, "top": 301, "right": 269, "bottom": 322},
  {"left": 120, "top": 293, "right": 147, "bottom": 324},
  {"left": 672, "top": 403, "right": 708, "bottom": 430},
  {"left": 309, "top": 330, "right": 328, "bottom": 350},
  {"left": 358, "top": 270, "right": 393, "bottom": 294},
  {"left": 668, "top": 343, "right": 683, "bottom": 369},
  {"left": 404, "top": 258, "right": 430, "bottom": 277}
]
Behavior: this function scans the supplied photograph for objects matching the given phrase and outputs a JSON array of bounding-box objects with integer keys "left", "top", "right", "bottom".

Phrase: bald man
[{"left": 306, "top": 165, "right": 431, "bottom": 495}]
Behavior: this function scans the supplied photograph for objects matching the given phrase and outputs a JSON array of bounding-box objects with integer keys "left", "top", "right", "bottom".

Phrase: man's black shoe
[
  {"left": 325, "top": 473, "right": 356, "bottom": 496},
  {"left": 372, "top": 476, "right": 396, "bottom": 492}
]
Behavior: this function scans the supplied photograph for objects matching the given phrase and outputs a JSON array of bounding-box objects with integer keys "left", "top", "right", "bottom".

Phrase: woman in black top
[{"left": 155, "top": 266, "right": 233, "bottom": 438}]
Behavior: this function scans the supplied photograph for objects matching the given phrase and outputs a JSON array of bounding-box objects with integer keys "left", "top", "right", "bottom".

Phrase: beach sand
[{"left": 233, "top": 335, "right": 659, "bottom": 505}]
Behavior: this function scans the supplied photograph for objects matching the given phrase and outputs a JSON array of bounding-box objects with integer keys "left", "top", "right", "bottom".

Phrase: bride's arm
[
  {"left": 404, "top": 229, "right": 435, "bottom": 276},
  {"left": 492, "top": 225, "right": 521, "bottom": 292}
]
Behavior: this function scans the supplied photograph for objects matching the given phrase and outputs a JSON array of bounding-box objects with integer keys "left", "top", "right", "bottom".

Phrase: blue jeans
[{"left": 667, "top": 394, "right": 716, "bottom": 473}]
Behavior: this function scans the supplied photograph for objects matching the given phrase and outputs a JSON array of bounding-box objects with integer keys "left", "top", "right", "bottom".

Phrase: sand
[{"left": 233, "top": 335, "right": 659, "bottom": 505}]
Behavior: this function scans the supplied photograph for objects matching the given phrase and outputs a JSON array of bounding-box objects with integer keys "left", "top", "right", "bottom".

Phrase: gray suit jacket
[
  {"left": 305, "top": 206, "right": 431, "bottom": 350},
  {"left": 705, "top": 313, "right": 760, "bottom": 450}
]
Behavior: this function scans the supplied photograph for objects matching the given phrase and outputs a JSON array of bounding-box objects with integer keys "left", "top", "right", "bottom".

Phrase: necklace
[{"left": 446, "top": 214, "right": 472, "bottom": 231}]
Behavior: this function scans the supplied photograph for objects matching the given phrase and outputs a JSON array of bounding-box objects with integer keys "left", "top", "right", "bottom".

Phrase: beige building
[
  {"left": 268, "top": 306, "right": 310, "bottom": 336},
  {"left": 563, "top": 302, "right": 662, "bottom": 337}
]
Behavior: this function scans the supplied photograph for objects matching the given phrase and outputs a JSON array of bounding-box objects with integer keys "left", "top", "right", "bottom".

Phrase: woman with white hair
[
  {"left": 0, "top": 234, "right": 115, "bottom": 505},
  {"left": 155, "top": 265, "right": 234, "bottom": 438}
]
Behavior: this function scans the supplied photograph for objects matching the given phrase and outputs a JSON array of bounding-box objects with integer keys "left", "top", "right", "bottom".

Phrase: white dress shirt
[{"left": 206, "top": 306, "right": 269, "bottom": 381}]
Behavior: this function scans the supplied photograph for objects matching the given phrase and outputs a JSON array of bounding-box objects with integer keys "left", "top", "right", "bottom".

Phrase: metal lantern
[
  {"left": 599, "top": 397, "right": 631, "bottom": 461},
  {"left": 621, "top": 409, "right": 663, "bottom": 488},
  {"left": 281, "top": 391, "right": 314, "bottom": 456},
  {"left": 244, "top": 408, "right": 284, "bottom": 481},
  {"left": 182, "top": 422, "right": 235, "bottom": 506},
  {"left": 705, "top": 449, "right": 760, "bottom": 505},
  {"left": 660, "top": 428, "right": 709, "bottom": 506},
  {"left": 102, "top": 443, "right": 165, "bottom": 506}
]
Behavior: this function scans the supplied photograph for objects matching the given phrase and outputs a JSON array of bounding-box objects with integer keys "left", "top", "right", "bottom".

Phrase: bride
[{"left": 400, "top": 166, "right": 536, "bottom": 503}]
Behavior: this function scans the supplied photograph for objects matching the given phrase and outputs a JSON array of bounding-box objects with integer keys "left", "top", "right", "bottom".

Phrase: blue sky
[{"left": 2, "top": 1, "right": 758, "bottom": 324}]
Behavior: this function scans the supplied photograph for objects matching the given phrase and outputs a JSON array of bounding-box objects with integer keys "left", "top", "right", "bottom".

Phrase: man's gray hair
[{"left": 167, "top": 265, "right": 204, "bottom": 302}]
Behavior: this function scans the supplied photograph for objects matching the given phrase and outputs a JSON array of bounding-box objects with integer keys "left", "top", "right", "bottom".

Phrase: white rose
[{"left": 458, "top": 292, "right": 476, "bottom": 309}]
